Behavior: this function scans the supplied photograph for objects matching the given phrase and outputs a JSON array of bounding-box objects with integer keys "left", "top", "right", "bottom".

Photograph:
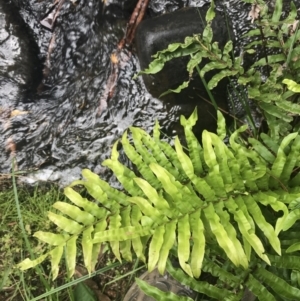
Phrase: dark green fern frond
[{"left": 137, "top": 0, "right": 300, "bottom": 140}]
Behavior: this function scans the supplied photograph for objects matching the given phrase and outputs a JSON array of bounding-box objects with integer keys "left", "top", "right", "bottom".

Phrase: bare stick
[{"left": 98, "top": 0, "right": 150, "bottom": 114}]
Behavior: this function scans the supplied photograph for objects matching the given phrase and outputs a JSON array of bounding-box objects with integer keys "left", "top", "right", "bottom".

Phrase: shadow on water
[{"left": 0, "top": 0, "right": 297, "bottom": 186}]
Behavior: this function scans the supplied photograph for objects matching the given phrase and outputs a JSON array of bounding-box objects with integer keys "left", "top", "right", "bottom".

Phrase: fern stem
[
  {"left": 195, "top": 65, "right": 218, "bottom": 111},
  {"left": 257, "top": 13, "right": 270, "bottom": 76}
]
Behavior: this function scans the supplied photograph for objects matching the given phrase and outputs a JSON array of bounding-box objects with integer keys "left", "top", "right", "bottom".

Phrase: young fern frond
[{"left": 18, "top": 108, "right": 300, "bottom": 287}]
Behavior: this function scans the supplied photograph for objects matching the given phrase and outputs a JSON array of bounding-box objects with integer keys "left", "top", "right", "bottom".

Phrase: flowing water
[{"left": 0, "top": 0, "right": 297, "bottom": 186}]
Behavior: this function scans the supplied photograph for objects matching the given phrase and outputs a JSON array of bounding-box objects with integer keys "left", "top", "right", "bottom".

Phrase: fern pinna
[{"left": 19, "top": 109, "right": 300, "bottom": 300}]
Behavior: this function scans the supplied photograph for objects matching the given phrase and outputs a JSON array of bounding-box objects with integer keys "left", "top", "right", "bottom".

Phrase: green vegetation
[
  {"left": 0, "top": 184, "right": 69, "bottom": 300},
  {"left": 139, "top": 0, "right": 300, "bottom": 140},
  {"left": 3, "top": 0, "right": 300, "bottom": 300},
  {"left": 0, "top": 181, "right": 142, "bottom": 300},
  {"left": 16, "top": 108, "right": 300, "bottom": 300}
]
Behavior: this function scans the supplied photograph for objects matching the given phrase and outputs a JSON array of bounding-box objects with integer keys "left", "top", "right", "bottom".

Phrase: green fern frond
[{"left": 18, "top": 108, "right": 300, "bottom": 283}]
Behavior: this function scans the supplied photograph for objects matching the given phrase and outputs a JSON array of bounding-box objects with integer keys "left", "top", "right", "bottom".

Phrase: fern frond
[
  {"left": 245, "top": 274, "right": 277, "bottom": 301},
  {"left": 254, "top": 267, "right": 300, "bottom": 299},
  {"left": 166, "top": 260, "right": 243, "bottom": 301},
  {"left": 18, "top": 109, "right": 300, "bottom": 282}
]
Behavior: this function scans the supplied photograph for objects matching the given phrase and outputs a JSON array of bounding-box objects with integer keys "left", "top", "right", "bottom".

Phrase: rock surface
[
  {"left": 0, "top": 0, "right": 260, "bottom": 185},
  {"left": 135, "top": 6, "right": 233, "bottom": 133},
  {"left": 0, "top": 1, "right": 42, "bottom": 96},
  {"left": 0, "top": 0, "right": 43, "bottom": 166}
]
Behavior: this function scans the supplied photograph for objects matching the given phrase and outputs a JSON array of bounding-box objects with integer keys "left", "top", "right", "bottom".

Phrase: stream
[{"left": 0, "top": 0, "right": 297, "bottom": 186}]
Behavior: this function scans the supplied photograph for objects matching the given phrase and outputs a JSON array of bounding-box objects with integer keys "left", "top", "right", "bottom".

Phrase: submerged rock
[{"left": 135, "top": 6, "right": 233, "bottom": 133}]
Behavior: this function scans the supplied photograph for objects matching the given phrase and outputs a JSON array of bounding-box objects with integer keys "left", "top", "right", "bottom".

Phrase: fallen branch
[
  {"left": 98, "top": 0, "right": 150, "bottom": 114},
  {"left": 119, "top": 0, "right": 150, "bottom": 49}
]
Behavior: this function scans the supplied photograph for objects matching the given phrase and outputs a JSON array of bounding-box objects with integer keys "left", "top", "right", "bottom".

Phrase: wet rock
[
  {"left": 0, "top": 1, "right": 42, "bottom": 91},
  {"left": 148, "top": 0, "right": 186, "bottom": 15},
  {"left": 1, "top": 0, "right": 149, "bottom": 184},
  {"left": 117, "top": 0, "right": 139, "bottom": 12},
  {"left": 105, "top": 0, "right": 185, "bottom": 17},
  {"left": 0, "top": 0, "right": 269, "bottom": 186},
  {"left": 0, "top": 0, "right": 42, "bottom": 172},
  {"left": 135, "top": 6, "right": 233, "bottom": 133},
  {"left": 10, "top": 0, "right": 52, "bottom": 56}
]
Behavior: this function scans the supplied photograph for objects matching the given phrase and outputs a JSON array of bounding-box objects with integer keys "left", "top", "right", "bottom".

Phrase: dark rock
[
  {"left": 148, "top": 0, "right": 185, "bottom": 16},
  {"left": 135, "top": 6, "right": 233, "bottom": 133},
  {"left": 0, "top": 0, "right": 43, "bottom": 173},
  {"left": 0, "top": 0, "right": 254, "bottom": 186},
  {"left": 122, "top": 0, "right": 139, "bottom": 12},
  {"left": 0, "top": 1, "right": 43, "bottom": 97},
  {"left": 10, "top": 0, "right": 52, "bottom": 56}
]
